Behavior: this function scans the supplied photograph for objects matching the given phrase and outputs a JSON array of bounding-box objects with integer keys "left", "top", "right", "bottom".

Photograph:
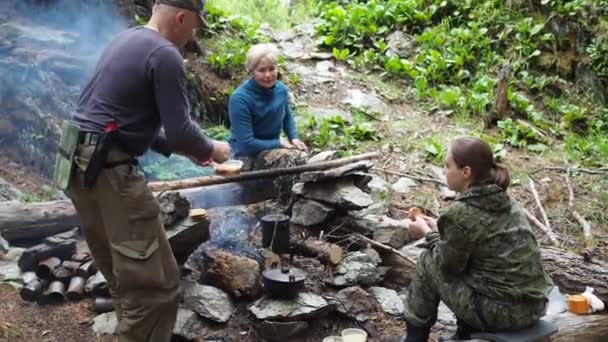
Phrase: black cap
[{"left": 157, "top": 0, "right": 208, "bottom": 26}]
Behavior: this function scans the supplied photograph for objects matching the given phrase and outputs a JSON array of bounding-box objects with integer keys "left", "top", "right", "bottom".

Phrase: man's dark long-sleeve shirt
[{"left": 73, "top": 26, "right": 213, "bottom": 160}]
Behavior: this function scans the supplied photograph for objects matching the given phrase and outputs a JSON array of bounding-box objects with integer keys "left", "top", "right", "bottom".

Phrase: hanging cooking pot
[{"left": 262, "top": 263, "right": 306, "bottom": 299}]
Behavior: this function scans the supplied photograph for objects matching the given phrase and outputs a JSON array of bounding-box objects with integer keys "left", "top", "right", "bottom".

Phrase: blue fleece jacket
[{"left": 228, "top": 78, "right": 298, "bottom": 157}]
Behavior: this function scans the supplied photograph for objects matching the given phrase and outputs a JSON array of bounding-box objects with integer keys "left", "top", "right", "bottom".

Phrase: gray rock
[
  {"left": 92, "top": 311, "right": 117, "bottom": 335},
  {"left": 0, "top": 177, "right": 22, "bottom": 202},
  {"left": 0, "top": 247, "right": 25, "bottom": 283},
  {"left": 341, "top": 89, "right": 391, "bottom": 121},
  {"left": 386, "top": 30, "right": 416, "bottom": 58},
  {"left": 0, "top": 233, "right": 9, "bottom": 254},
  {"left": 399, "top": 246, "right": 426, "bottom": 261},
  {"left": 373, "top": 227, "right": 410, "bottom": 248},
  {"left": 248, "top": 292, "right": 329, "bottom": 320},
  {"left": 291, "top": 199, "right": 335, "bottom": 226},
  {"left": 361, "top": 248, "right": 382, "bottom": 265},
  {"left": 255, "top": 320, "right": 309, "bottom": 341},
  {"left": 333, "top": 286, "right": 378, "bottom": 322},
  {"left": 369, "top": 286, "right": 404, "bottom": 315},
  {"left": 85, "top": 271, "right": 109, "bottom": 297},
  {"left": 173, "top": 308, "right": 204, "bottom": 340},
  {"left": 428, "top": 165, "right": 457, "bottom": 200},
  {"left": 307, "top": 150, "right": 339, "bottom": 164},
  {"left": 182, "top": 281, "right": 234, "bottom": 323},
  {"left": 17, "top": 228, "right": 79, "bottom": 271},
  {"left": 329, "top": 251, "right": 383, "bottom": 286},
  {"left": 366, "top": 176, "right": 393, "bottom": 203},
  {"left": 391, "top": 177, "right": 418, "bottom": 194},
  {"left": 307, "top": 106, "right": 353, "bottom": 124},
  {"left": 343, "top": 213, "right": 410, "bottom": 234},
  {"left": 292, "top": 178, "right": 373, "bottom": 210}
]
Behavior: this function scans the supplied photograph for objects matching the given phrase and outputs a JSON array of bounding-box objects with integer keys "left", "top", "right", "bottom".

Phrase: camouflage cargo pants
[
  {"left": 66, "top": 145, "right": 180, "bottom": 342},
  {"left": 403, "top": 250, "right": 547, "bottom": 331}
]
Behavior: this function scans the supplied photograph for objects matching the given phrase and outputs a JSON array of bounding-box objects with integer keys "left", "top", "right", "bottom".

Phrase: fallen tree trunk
[
  {"left": 541, "top": 246, "right": 608, "bottom": 305},
  {"left": 373, "top": 244, "right": 608, "bottom": 306},
  {"left": 148, "top": 152, "right": 381, "bottom": 192},
  {"left": 290, "top": 238, "right": 344, "bottom": 265},
  {"left": 545, "top": 312, "right": 608, "bottom": 342},
  {"left": 0, "top": 179, "right": 274, "bottom": 243}
]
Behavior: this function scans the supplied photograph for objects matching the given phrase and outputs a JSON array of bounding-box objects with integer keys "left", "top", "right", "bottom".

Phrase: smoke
[{"left": 0, "top": 0, "right": 128, "bottom": 174}]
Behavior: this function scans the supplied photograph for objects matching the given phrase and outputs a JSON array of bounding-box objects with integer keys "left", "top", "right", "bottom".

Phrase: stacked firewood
[{"left": 20, "top": 252, "right": 97, "bottom": 305}]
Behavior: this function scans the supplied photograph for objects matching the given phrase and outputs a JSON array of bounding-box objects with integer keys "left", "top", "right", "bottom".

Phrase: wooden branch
[
  {"left": 353, "top": 233, "right": 416, "bottom": 266},
  {"left": 400, "top": 238, "right": 426, "bottom": 252},
  {"left": 563, "top": 169, "right": 594, "bottom": 259},
  {"left": 528, "top": 179, "right": 553, "bottom": 234},
  {"left": 290, "top": 238, "right": 344, "bottom": 265},
  {"left": 371, "top": 167, "right": 447, "bottom": 186},
  {"left": 524, "top": 208, "right": 560, "bottom": 246},
  {"left": 148, "top": 152, "right": 381, "bottom": 192},
  {"left": 529, "top": 166, "right": 608, "bottom": 176}
]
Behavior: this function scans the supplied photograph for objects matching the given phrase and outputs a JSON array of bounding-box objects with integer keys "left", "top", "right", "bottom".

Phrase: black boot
[
  {"left": 439, "top": 319, "right": 477, "bottom": 341},
  {"left": 402, "top": 321, "right": 431, "bottom": 342}
]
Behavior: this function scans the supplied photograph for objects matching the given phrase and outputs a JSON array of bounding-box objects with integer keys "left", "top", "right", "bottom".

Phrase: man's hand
[
  {"left": 210, "top": 140, "right": 231, "bottom": 163},
  {"left": 280, "top": 138, "right": 294, "bottom": 149},
  {"left": 290, "top": 138, "right": 308, "bottom": 152}
]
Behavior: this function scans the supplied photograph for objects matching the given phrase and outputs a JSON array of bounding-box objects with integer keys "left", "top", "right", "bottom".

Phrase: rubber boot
[
  {"left": 439, "top": 319, "right": 477, "bottom": 341},
  {"left": 403, "top": 321, "right": 431, "bottom": 342}
]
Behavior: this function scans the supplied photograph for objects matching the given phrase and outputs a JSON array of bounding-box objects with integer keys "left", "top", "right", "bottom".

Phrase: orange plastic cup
[{"left": 568, "top": 294, "right": 589, "bottom": 314}]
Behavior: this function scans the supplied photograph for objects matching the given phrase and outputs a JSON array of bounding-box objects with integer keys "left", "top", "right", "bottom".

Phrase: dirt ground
[{"left": 0, "top": 283, "right": 113, "bottom": 342}]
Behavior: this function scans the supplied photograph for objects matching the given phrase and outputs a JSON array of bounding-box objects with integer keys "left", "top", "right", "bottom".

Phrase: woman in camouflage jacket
[{"left": 402, "top": 136, "right": 553, "bottom": 342}]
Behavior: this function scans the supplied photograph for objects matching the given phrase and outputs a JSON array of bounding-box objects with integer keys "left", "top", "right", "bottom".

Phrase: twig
[
  {"left": 400, "top": 238, "right": 426, "bottom": 252},
  {"left": 372, "top": 167, "right": 447, "bottom": 186},
  {"left": 530, "top": 166, "right": 608, "bottom": 176},
  {"left": 524, "top": 208, "right": 559, "bottom": 246},
  {"left": 528, "top": 179, "right": 552, "bottom": 234},
  {"left": 353, "top": 233, "right": 416, "bottom": 265},
  {"left": 563, "top": 168, "right": 594, "bottom": 260}
]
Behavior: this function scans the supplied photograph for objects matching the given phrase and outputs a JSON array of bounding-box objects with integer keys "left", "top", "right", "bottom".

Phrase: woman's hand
[
  {"left": 280, "top": 138, "right": 295, "bottom": 149},
  {"left": 408, "top": 217, "right": 433, "bottom": 239},
  {"left": 290, "top": 139, "right": 308, "bottom": 152}
]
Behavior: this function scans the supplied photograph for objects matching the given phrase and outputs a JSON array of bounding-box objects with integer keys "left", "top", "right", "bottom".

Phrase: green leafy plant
[{"left": 423, "top": 136, "right": 447, "bottom": 165}]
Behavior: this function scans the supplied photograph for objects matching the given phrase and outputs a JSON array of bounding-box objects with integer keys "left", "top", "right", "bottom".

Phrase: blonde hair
[{"left": 246, "top": 43, "right": 280, "bottom": 72}]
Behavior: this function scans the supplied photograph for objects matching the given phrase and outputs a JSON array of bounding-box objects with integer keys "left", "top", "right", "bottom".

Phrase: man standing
[{"left": 62, "top": 1, "right": 229, "bottom": 341}]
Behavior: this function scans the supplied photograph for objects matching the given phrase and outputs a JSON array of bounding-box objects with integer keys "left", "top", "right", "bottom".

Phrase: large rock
[
  {"left": 340, "top": 213, "right": 410, "bottom": 235},
  {"left": 292, "top": 178, "right": 373, "bottom": 210},
  {"left": 166, "top": 216, "right": 210, "bottom": 265},
  {"left": 85, "top": 271, "right": 109, "bottom": 297},
  {"left": 328, "top": 251, "right": 384, "bottom": 287},
  {"left": 0, "top": 177, "right": 22, "bottom": 202},
  {"left": 391, "top": 177, "right": 417, "bottom": 194},
  {"left": 369, "top": 286, "right": 404, "bottom": 315},
  {"left": 92, "top": 311, "right": 117, "bottom": 335},
  {"left": 341, "top": 89, "right": 392, "bottom": 121},
  {"left": 182, "top": 281, "right": 234, "bottom": 323},
  {"left": 290, "top": 199, "right": 335, "bottom": 226},
  {"left": 307, "top": 151, "right": 338, "bottom": 164},
  {"left": 373, "top": 226, "right": 410, "bottom": 248},
  {"left": 333, "top": 286, "right": 378, "bottom": 322},
  {"left": 0, "top": 233, "right": 9, "bottom": 254},
  {"left": 158, "top": 191, "right": 191, "bottom": 227},
  {"left": 248, "top": 292, "right": 330, "bottom": 320},
  {"left": 0, "top": 247, "right": 24, "bottom": 283},
  {"left": 173, "top": 308, "right": 204, "bottom": 341},
  {"left": 386, "top": 30, "right": 417, "bottom": 58}
]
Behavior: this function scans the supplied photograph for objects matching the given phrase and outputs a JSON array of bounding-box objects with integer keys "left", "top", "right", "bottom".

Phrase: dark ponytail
[
  {"left": 491, "top": 163, "right": 511, "bottom": 191},
  {"left": 451, "top": 137, "right": 511, "bottom": 191}
]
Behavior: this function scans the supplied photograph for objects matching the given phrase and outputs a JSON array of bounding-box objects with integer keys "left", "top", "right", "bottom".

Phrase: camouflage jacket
[{"left": 425, "top": 184, "right": 553, "bottom": 301}]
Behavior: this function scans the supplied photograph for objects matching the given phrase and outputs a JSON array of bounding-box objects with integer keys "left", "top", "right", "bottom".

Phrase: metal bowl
[{"left": 214, "top": 159, "right": 243, "bottom": 176}]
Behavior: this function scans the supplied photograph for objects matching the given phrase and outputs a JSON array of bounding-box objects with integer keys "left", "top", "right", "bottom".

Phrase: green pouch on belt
[{"left": 53, "top": 120, "right": 80, "bottom": 190}]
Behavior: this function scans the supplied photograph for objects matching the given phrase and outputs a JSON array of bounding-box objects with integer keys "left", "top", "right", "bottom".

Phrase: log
[
  {"left": 0, "top": 179, "right": 274, "bottom": 243},
  {"left": 541, "top": 246, "right": 608, "bottom": 305},
  {"left": 545, "top": 311, "right": 608, "bottom": 341},
  {"left": 290, "top": 238, "right": 344, "bottom": 265},
  {"left": 147, "top": 152, "right": 381, "bottom": 192}
]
